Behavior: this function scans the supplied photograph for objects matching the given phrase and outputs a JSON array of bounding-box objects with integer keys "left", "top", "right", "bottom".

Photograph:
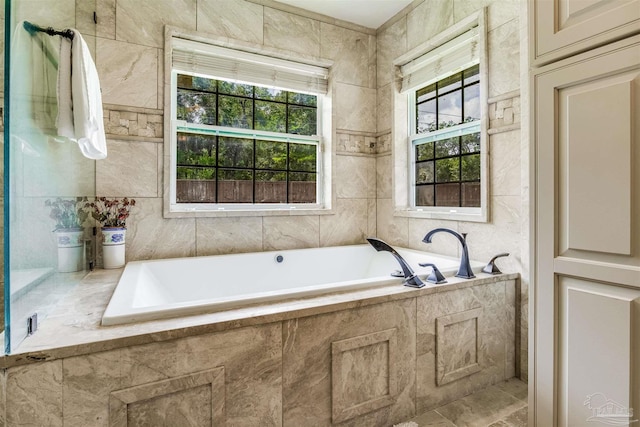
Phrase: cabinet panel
[{"left": 532, "top": 0, "right": 640, "bottom": 64}]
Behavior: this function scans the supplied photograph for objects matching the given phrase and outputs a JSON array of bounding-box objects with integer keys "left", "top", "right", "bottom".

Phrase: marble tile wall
[
  {"left": 85, "top": 0, "right": 378, "bottom": 266},
  {"left": 375, "top": 0, "right": 528, "bottom": 379}
]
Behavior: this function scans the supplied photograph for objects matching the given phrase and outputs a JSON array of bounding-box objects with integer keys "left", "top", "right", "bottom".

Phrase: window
[
  {"left": 393, "top": 10, "right": 488, "bottom": 221},
  {"left": 167, "top": 35, "right": 330, "bottom": 214},
  {"left": 413, "top": 65, "right": 481, "bottom": 207}
]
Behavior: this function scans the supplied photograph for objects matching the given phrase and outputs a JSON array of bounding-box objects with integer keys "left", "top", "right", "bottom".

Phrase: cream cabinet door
[
  {"left": 531, "top": 0, "right": 640, "bottom": 65},
  {"left": 532, "top": 35, "right": 640, "bottom": 426}
]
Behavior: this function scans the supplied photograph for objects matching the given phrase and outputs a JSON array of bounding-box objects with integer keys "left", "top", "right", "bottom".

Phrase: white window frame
[
  {"left": 391, "top": 9, "right": 489, "bottom": 222},
  {"left": 163, "top": 28, "right": 333, "bottom": 218}
]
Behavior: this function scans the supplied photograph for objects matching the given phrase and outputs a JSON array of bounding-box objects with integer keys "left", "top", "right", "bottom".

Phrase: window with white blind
[
  {"left": 393, "top": 10, "right": 489, "bottom": 222},
  {"left": 167, "top": 34, "right": 331, "bottom": 214}
]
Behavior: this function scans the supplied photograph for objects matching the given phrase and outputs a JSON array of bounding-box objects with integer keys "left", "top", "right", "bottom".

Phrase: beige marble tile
[
  {"left": 96, "top": 0, "right": 116, "bottom": 39},
  {"left": 125, "top": 198, "right": 196, "bottom": 261},
  {"left": 505, "top": 281, "right": 517, "bottom": 378},
  {"left": 368, "top": 198, "right": 378, "bottom": 237},
  {"left": 126, "top": 385, "right": 211, "bottom": 426},
  {"left": 376, "top": 198, "right": 409, "bottom": 246},
  {"left": 195, "top": 216, "right": 263, "bottom": 256},
  {"left": 494, "top": 378, "right": 528, "bottom": 401},
  {"left": 377, "top": 83, "right": 393, "bottom": 133},
  {"left": 97, "top": 38, "right": 158, "bottom": 109},
  {"left": 334, "top": 83, "right": 377, "bottom": 133},
  {"left": 321, "top": 23, "right": 376, "bottom": 88},
  {"left": 75, "top": 0, "right": 96, "bottom": 37},
  {"left": 283, "top": 299, "right": 416, "bottom": 426},
  {"left": 407, "top": 218, "right": 460, "bottom": 257},
  {"left": 376, "top": 154, "right": 392, "bottom": 199},
  {"left": 319, "top": 198, "right": 369, "bottom": 246},
  {"left": 490, "top": 131, "right": 521, "bottom": 197},
  {"left": 196, "top": 0, "right": 263, "bottom": 45},
  {"left": 377, "top": 17, "right": 407, "bottom": 88},
  {"left": 416, "top": 281, "right": 509, "bottom": 413},
  {"left": 435, "top": 385, "right": 526, "bottom": 427},
  {"left": 6, "top": 360, "right": 63, "bottom": 426},
  {"left": 263, "top": 215, "right": 319, "bottom": 250},
  {"left": 174, "top": 324, "right": 282, "bottom": 426},
  {"left": 408, "top": 409, "right": 457, "bottom": 426},
  {"left": 488, "top": 405, "right": 528, "bottom": 427},
  {"left": 336, "top": 154, "right": 376, "bottom": 199},
  {"left": 406, "top": 0, "right": 454, "bottom": 51},
  {"left": 264, "top": 7, "right": 320, "bottom": 57},
  {"left": 62, "top": 350, "right": 122, "bottom": 427},
  {"left": 15, "top": 0, "right": 75, "bottom": 29},
  {"left": 96, "top": 140, "right": 158, "bottom": 198},
  {"left": 116, "top": 0, "right": 196, "bottom": 48},
  {"left": 488, "top": 18, "right": 520, "bottom": 98}
]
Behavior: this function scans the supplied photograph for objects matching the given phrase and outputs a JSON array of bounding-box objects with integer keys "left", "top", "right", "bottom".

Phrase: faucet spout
[
  {"left": 366, "top": 238, "right": 425, "bottom": 288},
  {"left": 422, "top": 228, "right": 475, "bottom": 279}
]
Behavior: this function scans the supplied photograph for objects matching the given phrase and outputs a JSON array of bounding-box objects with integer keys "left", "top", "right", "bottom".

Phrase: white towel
[
  {"left": 70, "top": 30, "right": 107, "bottom": 159},
  {"left": 56, "top": 36, "right": 74, "bottom": 139}
]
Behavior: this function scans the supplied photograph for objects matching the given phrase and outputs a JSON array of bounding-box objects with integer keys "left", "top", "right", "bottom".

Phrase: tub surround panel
[
  {"left": 436, "top": 308, "right": 483, "bottom": 385},
  {"left": 115, "top": 0, "right": 197, "bottom": 48},
  {"left": 331, "top": 329, "right": 398, "bottom": 423},
  {"left": 282, "top": 299, "right": 416, "bottom": 426},
  {"left": 5, "top": 360, "right": 63, "bottom": 426},
  {"left": 97, "top": 39, "right": 159, "bottom": 109},
  {"left": 320, "top": 23, "right": 377, "bottom": 88},
  {"left": 416, "top": 281, "right": 514, "bottom": 413},
  {"left": 264, "top": 7, "right": 321, "bottom": 57},
  {"left": 109, "top": 367, "right": 225, "bottom": 427},
  {"left": 197, "top": 0, "right": 264, "bottom": 45}
]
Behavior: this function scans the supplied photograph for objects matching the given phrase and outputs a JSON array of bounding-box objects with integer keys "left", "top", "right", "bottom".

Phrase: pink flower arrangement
[{"left": 86, "top": 197, "right": 136, "bottom": 228}]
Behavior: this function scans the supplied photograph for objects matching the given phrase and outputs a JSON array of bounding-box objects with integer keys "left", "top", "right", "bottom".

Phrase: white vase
[
  {"left": 55, "top": 228, "right": 84, "bottom": 272},
  {"left": 102, "top": 227, "right": 126, "bottom": 269}
]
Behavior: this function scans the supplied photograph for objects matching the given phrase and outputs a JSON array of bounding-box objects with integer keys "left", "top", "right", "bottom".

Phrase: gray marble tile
[
  {"left": 264, "top": 7, "right": 320, "bottom": 57},
  {"left": 125, "top": 198, "right": 196, "bottom": 261},
  {"left": 197, "top": 0, "right": 263, "bottom": 45},
  {"left": 336, "top": 154, "right": 376, "bottom": 199},
  {"left": 490, "top": 131, "right": 521, "bottom": 197},
  {"left": 125, "top": 384, "right": 212, "bottom": 427},
  {"left": 488, "top": 18, "right": 520, "bottom": 98},
  {"left": 96, "top": 38, "right": 158, "bottom": 109},
  {"left": 96, "top": 140, "right": 159, "bottom": 198},
  {"left": 377, "top": 17, "right": 407, "bottom": 88},
  {"left": 321, "top": 23, "right": 376, "bottom": 88},
  {"left": 283, "top": 299, "right": 416, "bottom": 426},
  {"left": 263, "top": 215, "right": 320, "bottom": 250},
  {"left": 436, "top": 385, "right": 526, "bottom": 427},
  {"left": 407, "top": 0, "right": 454, "bottom": 51},
  {"left": 116, "top": 0, "right": 196, "bottom": 48},
  {"left": 409, "top": 410, "right": 457, "bottom": 426},
  {"left": 0, "top": 367, "right": 5, "bottom": 427},
  {"left": 376, "top": 154, "right": 392, "bottom": 199},
  {"left": 488, "top": 406, "right": 528, "bottom": 427},
  {"left": 319, "top": 198, "right": 369, "bottom": 246},
  {"left": 62, "top": 350, "right": 122, "bottom": 427},
  {"left": 494, "top": 378, "right": 528, "bottom": 401},
  {"left": 376, "top": 198, "right": 409, "bottom": 247},
  {"left": 5, "top": 360, "right": 63, "bottom": 426},
  {"left": 334, "top": 83, "right": 377, "bottom": 133},
  {"left": 15, "top": 0, "right": 75, "bottom": 29},
  {"left": 196, "top": 216, "right": 263, "bottom": 256}
]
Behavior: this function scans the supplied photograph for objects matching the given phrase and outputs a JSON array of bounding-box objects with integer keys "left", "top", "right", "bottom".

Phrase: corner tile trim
[
  {"left": 436, "top": 307, "right": 483, "bottom": 386},
  {"left": 109, "top": 367, "right": 225, "bottom": 426},
  {"left": 331, "top": 328, "right": 398, "bottom": 423}
]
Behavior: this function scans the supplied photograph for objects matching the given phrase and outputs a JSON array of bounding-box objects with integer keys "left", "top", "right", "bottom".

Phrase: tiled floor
[{"left": 400, "top": 378, "right": 528, "bottom": 427}]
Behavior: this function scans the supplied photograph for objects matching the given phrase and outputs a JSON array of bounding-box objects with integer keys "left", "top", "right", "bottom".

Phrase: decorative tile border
[
  {"left": 436, "top": 307, "right": 483, "bottom": 386},
  {"left": 337, "top": 131, "right": 377, "bottom": 155},
  {"left": 488, "top": 91, "right": 520, "bottom": 134},
  {"left": 331, "top": 328, "right": 398, "bottom": 423},
  {"left": 103, "top": 105, "right": 163, "bottom": 141},
  {"left": 109, "top": 367, "right": 225, "bottom": 426}
]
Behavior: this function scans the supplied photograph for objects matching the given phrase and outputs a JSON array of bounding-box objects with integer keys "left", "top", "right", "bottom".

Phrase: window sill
[
  {"left": 164, "top": 205, "right": 335, "bottom": 218},
  {"left": 393, "top": 207, "right": 488, "bottom": 223}
]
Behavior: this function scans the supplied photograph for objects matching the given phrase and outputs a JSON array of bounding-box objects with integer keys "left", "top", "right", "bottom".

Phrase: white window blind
[
  {"left": 172, "top": 37, "right": 329, "bottom": 95},
  {"left": 399, "top": 27, "right": 479, "bottom": 93}
]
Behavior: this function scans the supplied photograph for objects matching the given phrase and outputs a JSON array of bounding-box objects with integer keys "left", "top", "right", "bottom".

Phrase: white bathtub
[{"left": 102, "top": 244, "right": 483, "bottom": 326}]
